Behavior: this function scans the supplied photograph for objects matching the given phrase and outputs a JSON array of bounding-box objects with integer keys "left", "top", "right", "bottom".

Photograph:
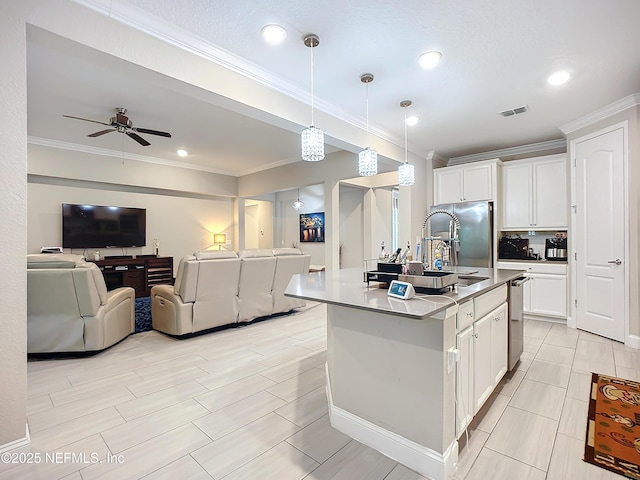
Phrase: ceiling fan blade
[
  {"left": 133, "top": 127, "right": 172, "bottom": 138},
  {"left": 63, "top": 115, "right": 111, "bottom": 126},
  {"left": 126, "top": 131, "right": 151, "bottom": 146},
  {"left": 87, "top": 129, "right": 115, "bottom": 137}
]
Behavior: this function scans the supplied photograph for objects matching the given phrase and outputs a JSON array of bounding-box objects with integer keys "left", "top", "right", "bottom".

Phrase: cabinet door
[
  {"left": 490, "top": 303, "right": 508, "bottom": 386},
  {"left": 456, "top": 326, "right": 474, "bottom": 438},
  {"left": 533, "top": 158, "right": 567, "bottom": 228},
  {"left": 502, "top": 162, "right": 532, "bottom": 229},
  {"left": 529, "top": 273, "right": 567, "bottom": 318},
  {"left": 473, "top": 314, "right": 493, "bottom": 412},
  {"left": 463, "top": 163, "right": 493, "bottom": 202},
  {"left": 434, "top": 168, "right": 463, "bottom": 204}
]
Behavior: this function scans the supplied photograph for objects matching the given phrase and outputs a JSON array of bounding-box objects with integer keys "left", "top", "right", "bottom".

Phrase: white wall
[
  {"left": 244, "top": 199, "right": 273, "bottom": 250},
  {"left": 339, "top": 187, "right": 365, "bottom": 269},
  {"left": 28, "top": 181, "right": 235, "bottom": 274},
  {"left": 0, "top": 2, "right": 28, "bottom": 449}
]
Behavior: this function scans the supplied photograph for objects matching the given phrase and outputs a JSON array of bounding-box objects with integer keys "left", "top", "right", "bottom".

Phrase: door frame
[{"left": 568, "top": 120, "right": 629, "bottom": 344}]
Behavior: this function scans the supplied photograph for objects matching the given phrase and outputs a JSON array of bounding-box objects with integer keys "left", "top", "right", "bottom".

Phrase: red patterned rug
[{"left": 585, "top": 373, "right": 640, "bottom": 479}]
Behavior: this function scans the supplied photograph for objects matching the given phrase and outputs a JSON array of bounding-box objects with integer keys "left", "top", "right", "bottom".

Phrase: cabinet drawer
[
  {"left": 474, "top": 284, "right": 507, "bottom": 320},
  {"left": 457, "top": 300, "right": 475, "bottom": 331}
]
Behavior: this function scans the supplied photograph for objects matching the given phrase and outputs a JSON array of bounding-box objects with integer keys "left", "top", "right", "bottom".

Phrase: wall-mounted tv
[{"left": 62, "top": 204, "right": 146, "bottom": 249}]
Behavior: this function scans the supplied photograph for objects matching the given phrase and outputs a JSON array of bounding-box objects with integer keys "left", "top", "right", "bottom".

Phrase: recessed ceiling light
[
  {"left": 547, "top": 70, "right": 570, "bottom": 86},
  {"left": 261, "top": 24, "right": 287, "bottom": 45},
  {"left": 177, "top": 149, "right": 188, "bottom": 157},
  {"left": 418, "top": 51, "right": 442, "bottom": 69},
  {"left": 406, "top": 115, "right": 420, "bottom": 126}
]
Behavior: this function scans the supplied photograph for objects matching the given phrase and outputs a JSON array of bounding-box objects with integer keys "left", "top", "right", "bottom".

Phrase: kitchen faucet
[{"left": 420, "top": 209, "right": 461, "bottom": 267}]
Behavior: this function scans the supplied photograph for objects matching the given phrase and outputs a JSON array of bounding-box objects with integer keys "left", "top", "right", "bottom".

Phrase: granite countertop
[{"left": 285, "top": 267, "right": 525, "bottom": 320}]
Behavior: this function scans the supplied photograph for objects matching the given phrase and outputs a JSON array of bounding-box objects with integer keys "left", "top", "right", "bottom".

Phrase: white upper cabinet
[
  {"left": 434, "top": 159, "right": 500, "bottom": 205},
  {"left": 502, "top": 155, "right": 567, "bottom": 230}
]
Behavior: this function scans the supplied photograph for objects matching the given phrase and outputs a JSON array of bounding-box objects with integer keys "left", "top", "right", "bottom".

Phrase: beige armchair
[
  {"left": 237, "top": 249, "right": 277, "bottom": 323},
  {"left": 27, "top": 254, "right": 134, "bottom": 353}
]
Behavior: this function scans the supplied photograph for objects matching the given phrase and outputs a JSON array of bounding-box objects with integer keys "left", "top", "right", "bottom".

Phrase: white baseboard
[
  {"left": 626, "top": 334, "right": 640, "bottom": 350},
  {"left": 0, "top": 425, "right": 30, "bottom": 455},
  {"left": 325, "top": 364, "right": 457, "bottom": 480}
]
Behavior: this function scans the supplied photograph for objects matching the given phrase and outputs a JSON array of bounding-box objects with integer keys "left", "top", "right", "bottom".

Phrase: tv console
[{"left": 89, "top": 256, "right": 173, "bottom": 298}]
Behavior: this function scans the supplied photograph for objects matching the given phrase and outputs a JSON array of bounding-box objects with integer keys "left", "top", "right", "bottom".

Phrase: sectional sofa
[{"left": 150, "top": 248, "right": 311, "bottom": 336}]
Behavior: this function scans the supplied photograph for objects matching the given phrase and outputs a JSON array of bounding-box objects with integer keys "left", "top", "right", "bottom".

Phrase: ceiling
[{"left": 27, "top": 0, "right": 640, "bottom": 177}]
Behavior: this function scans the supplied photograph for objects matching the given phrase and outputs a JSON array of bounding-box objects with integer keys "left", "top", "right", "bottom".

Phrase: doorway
[{"left": 572, "top": 124, "right": 627, "bottom": 342}]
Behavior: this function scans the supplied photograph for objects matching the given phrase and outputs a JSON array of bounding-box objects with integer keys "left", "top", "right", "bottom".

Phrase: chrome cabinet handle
[
  {"left": 467, "top": 312, "right": 474, "bottom": 317},
  {"left": 608, "top": 259, "right": 622, "bottom": 265},
  {"left": 473, "top": 333, "right": 478, "bottom": 339}
]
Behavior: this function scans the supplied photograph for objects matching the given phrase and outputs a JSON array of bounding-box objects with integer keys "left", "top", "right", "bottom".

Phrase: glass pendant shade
[
  {"left": 398, "top": 163, "right": 415, "bottom": 186},
  {"left": 293, "top": 198, "right": 304, "bottom": 209},
  {"left": 301, "top": 126, "right": 325, "bottom": 162},
  {"left": 358, "top": 147, "right": 378, "bottom": 176}
]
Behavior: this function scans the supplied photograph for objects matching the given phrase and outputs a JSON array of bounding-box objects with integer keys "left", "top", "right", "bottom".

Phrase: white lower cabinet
[
  {"left": 496, "top": 261, "right": 568, "bottom": 320},
  {"left": 456, "top": 326, "right": 474, "bottom": 436},
  {"left": 527, "top": 273, "right": 567, "bottom": 317},
  {"left": 455, "top": 292, "right": 509, "bottom": 438},
  {"left": 472, "top": 314, "right": 493, "bottom": 413}
]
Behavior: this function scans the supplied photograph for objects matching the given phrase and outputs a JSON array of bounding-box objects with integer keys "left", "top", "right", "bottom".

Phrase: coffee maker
[{"left": 545, "top": 236, "right": 568, "bottom": 261}]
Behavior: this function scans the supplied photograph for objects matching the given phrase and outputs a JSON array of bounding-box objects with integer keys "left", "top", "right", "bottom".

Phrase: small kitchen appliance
[{"left": 545, "top": 237, "right": 568, "bottom": 261}]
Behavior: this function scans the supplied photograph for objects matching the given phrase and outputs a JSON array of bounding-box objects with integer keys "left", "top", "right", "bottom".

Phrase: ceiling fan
[{"left": 63, "top": 107, "right": 171, "bottom": 146}]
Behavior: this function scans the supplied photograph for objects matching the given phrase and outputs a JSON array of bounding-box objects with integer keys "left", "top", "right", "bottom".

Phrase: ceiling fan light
[
  {"left": 358, "top": 147, "right": 378, "bottom": 176},
  {"left": 398, "top": 163, "right": 415, "bottom": 186},
  {"left": 301, "top": 126, "right": 324, "bottom": 161}
]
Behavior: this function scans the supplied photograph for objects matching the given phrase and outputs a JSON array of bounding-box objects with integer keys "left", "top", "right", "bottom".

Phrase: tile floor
[{"left": 2, "top": 304, "right": 638, "bottom": 479}]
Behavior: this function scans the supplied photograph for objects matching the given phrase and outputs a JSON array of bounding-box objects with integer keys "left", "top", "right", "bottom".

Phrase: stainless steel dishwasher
[{"left": 508, "top": 276, "right": 530, "bottom": 370}]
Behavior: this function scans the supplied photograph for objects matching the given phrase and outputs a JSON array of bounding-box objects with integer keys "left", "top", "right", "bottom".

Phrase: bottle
[
  {"left": 433, "top": 244, "right": 443, "bottom": 271},
  {"left": 389, "top": 248, "right": 402, "bottom": 263},
  {"left": 378, "top": 241, "right": 386, "bottom": 261},
  {"left": 406, "top": 241, "right": 413, "bottom": 262}
]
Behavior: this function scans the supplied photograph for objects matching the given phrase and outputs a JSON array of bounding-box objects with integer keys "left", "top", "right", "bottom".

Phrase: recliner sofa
[
  {"left": 27, "top": 254, "right": 135, "bottom": 353},
  {"left": 150, "top": 248, "right": 311, "bottom": 336}
]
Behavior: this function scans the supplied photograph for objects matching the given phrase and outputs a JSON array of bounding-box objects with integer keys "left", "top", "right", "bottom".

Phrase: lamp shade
[
  {"left": 301, "top": 126, "right": 324, "bottom": 162},
  {"left": 398, "top": 163, "right": 415, "bottom": 186},
  {"left": 213, "top": 233, "right": 226, "bottom": 244},
  {"left": 358, "top": 147, "right": 378, "bottom": 176}
]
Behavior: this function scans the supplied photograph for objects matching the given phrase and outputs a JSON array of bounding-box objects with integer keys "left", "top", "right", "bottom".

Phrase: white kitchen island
[{"left": 285, "top": 267, "right": 524, "bottom": 480}]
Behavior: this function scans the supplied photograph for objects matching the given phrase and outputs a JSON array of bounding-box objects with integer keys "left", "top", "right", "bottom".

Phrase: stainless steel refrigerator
[{"left": 428, "top": 201, "right": 493, "bottom": 268}]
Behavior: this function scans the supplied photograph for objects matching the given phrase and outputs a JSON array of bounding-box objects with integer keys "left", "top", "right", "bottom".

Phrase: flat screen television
[{"left": 62, "top": 203, "right": 146, "bottom": 249}]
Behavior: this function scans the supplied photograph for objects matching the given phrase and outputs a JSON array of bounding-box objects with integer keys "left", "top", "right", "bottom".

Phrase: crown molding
[
  {"left": 28, "top": 136, "right": 237, "bottom": 175},
  {"left": 28, "top": 136, "right": 306, "bottom": 177},
  {"left": 70, "top": 0, "right": 399, "bottom": 147},
  {"left": 448, "top": 139, "right": 567, "bottom": 166},
  {"left": 560, "top": 93, "right": 640, "bottom": 135}
]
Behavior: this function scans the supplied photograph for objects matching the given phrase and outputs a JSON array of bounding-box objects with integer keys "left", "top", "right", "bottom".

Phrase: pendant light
[
  {"left": 301, "top": 34, "right": 324, "bottom": 162},
  {"left": 293, "top": 188, "right": 304, "bottom": 210},
  {"left": 398, "top": 100, "right": 415, "bottom": 186},
  {"left": 358, "top": 73, "right": 377, "bottom": 176}
]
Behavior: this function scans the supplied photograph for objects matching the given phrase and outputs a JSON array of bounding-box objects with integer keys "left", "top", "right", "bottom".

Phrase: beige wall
[
  {"left": 27, "top": 181, "right": 235, "bottom": 272},
  {"left": 0, "top": 2, "right": 28, "bottom": 448}
]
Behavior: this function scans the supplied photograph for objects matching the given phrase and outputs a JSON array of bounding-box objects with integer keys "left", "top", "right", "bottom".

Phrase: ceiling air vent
[{"left": 500, "top": 105, "right": 529, "bottom": 117}]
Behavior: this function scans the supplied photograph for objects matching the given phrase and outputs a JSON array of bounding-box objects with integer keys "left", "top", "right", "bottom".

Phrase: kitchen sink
[
  {"left": 399, "top": 270, "right": 458, "bottom": 289},
  {"left": 456, "top": 275, "right": 489, "bottom": 286}
]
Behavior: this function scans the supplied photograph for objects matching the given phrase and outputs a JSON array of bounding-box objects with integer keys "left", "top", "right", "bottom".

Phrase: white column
[
  {"left": 0, "top": 3, "right": 28, "bottom": 450},
  {"left": 324, "top": 180, "right": 340, "bottom": 271}
]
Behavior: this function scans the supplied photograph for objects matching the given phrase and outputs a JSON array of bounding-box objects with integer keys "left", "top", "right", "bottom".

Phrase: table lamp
[{"left": 213, "top": 233, "right": 226, "bottom": 250}]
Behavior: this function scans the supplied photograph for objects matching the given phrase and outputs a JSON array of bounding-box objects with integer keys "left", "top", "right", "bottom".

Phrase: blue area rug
[{"left": 135, "top": 296, "right": 152, "bottom": 333}]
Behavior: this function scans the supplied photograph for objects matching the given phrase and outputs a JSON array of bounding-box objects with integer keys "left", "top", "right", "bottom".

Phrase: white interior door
[{"left": 575, "top": 127, "right": 625, "bottom": 342}]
